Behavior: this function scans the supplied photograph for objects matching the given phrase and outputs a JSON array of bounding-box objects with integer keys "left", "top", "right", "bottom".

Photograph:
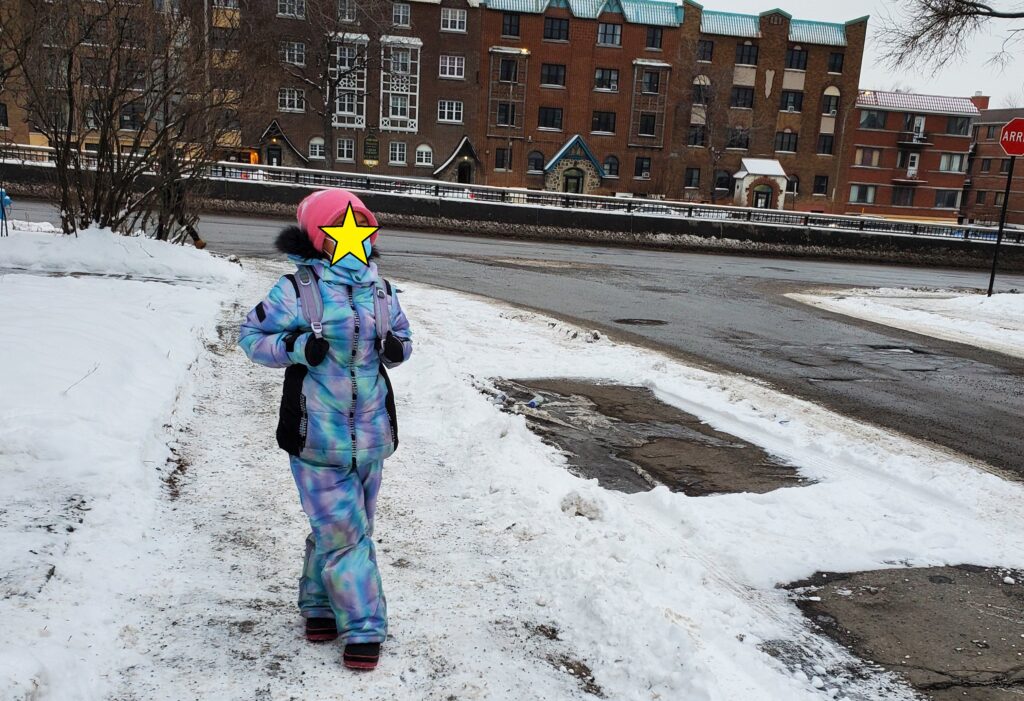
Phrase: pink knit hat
[{"left": 295, "top": 189, "right": 379, "bottom": 255}]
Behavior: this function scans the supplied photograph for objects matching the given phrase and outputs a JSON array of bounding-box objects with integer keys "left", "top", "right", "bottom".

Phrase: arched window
[
  {"left": 787, "top": 175, "right": 799, "bottom": 194},
  {"left": 527, "top": 150, "right": 545, "bottom": 172},
  {"left": 692, "top": 75, "right": 711, "bottom": 105},
  {"left": 415, "top": 144, "right": 433, "bottom": 166},
  {"left": 822, "top": 86, "right": 841, "bottom": 116},
  {"left": 603, "top": 155, "right": 619, "bottom": 177},
  {"left": 308, "top": 137, "right": 325, "bottom": 160}
]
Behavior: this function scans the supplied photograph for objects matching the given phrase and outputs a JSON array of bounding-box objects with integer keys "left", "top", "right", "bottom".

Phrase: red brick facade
[{"left": 962, "top": 108, "right": 1024, "bottom": 228}]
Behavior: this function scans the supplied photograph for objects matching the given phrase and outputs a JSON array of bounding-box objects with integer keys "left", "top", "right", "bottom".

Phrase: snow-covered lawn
[
  {"left": 3, "top": 224, "right": 1024, "bottom": 700},
  {"left": 787, "top": 288, "right": 1024, "bottom": 359}
]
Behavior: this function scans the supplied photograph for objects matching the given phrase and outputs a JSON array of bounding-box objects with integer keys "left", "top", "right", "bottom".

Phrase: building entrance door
[
  {"left": 753, "top": 185, "right": 773, "bottom": 209},
  {"left": 457, "top": 162, "right": 473, "bottom": 184},
  {"left": 267, "top": 146, "right": 282, "bottom": 166},
  {"left": 563, "top": 168, "right": 584, "bottom": 193}
]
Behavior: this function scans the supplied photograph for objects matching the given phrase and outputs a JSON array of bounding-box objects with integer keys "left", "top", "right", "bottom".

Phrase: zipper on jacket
[{"left": 347, "top": 286, "right": 359, "bottom": 470}]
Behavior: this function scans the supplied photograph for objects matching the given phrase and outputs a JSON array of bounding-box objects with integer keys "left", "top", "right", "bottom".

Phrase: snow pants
[{"left": 289, "top": 456, "right": 387, "bottom": 644}]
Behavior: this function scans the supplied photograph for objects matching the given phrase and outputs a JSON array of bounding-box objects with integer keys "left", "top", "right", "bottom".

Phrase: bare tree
[
  {"left": 277, "top": 0, "right": 391, "bottom": 171},
  {"left": 879, "top": 1, "right": 1024, "bottom": 69}
]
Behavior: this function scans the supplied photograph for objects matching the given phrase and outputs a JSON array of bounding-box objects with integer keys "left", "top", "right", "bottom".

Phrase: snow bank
[
  {"left": 0, "top": 221, "right": 243, "bottom": 284},
  {"left": 0, "top": 248, "right": 237, "bottom": 696},
  {"left": 787, "top": 288, "right": 1024, "bottom": 359}
]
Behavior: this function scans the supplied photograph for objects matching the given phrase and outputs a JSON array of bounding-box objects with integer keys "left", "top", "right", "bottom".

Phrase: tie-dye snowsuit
[{"left": 239, "top": 254, "right": 411, "bottom": 644}]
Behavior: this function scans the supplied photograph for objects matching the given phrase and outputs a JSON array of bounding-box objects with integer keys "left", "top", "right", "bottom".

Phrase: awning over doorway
[{"left": 544, "top": 134, "right": 606, "bottom": 178}]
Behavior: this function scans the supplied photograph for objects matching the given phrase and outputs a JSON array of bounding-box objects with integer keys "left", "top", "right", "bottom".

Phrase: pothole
[
  {"left": 487, "top": 379, "right": 806, "bottom": 495},
  {"left": 785, "top": 565, "right": 1024, "bottom": 701},
  {"left": 612, "top": 318, "right": 667, "bottom": 326}
]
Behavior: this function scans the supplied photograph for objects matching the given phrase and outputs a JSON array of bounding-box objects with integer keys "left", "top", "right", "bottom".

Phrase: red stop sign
[{"left": 1001, "top": 118, "right": 1024, "bottom": 156}]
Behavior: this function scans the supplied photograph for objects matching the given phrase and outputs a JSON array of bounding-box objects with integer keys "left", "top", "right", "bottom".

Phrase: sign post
[{"left": 988, "top": 118, "right": 1024, "bottom": 297}]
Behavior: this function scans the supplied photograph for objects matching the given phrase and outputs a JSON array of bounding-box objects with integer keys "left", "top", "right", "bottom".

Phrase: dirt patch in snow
[
  {"left": 786, "top": 565, "right": 1024, "bottom": 700},
  {"left": 489, "top": 379, "right": 805, "bottom": 495}
]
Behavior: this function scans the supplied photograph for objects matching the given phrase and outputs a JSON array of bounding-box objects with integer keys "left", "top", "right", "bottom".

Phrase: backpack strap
[
  {"left": 373, "top": 278, "right": 392, "bottom": 345},
  {"left": 295, "top": 265, "right": 325, "bottom": 338}
]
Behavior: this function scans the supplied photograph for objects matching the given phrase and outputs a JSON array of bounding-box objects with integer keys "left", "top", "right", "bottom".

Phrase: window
[
  {"left": 727, "top": 127, "right": 750, "bottom": 149},
  {"left": 278, "top": 0, "right": 305, "bottom": 18},
  {"left": 591, "top": 111, "right": 616, "bottom": 133},
  {"left": 692, "top": 77, "right": 710, "bottom": 105},
  {"left": 1000, "top": 159, "right": 1011, "bottom": 174},
  {"left": 0, "top": 102, "right": 7, "bottom": 128},
  {"left": 307, "top": 137, "right": 325, "bottom": 160},
  {"left": 393, "top": 3, "right": 410, "bottom": 27},
  {"left": 415, "top": 144, "right": 433, "bottom": 166},
  {"left": 855, "top": 147, "right": 881, "bottom": 166},
  {"left": 828, "top": 52, "right": 844, "bottom": 73},
  {"left": 893, "top": 186, "right": 914, "bottom": 206},
  {"left": 715, "top": 170, "right": 733, "bottom": 193},
  {"left": 780, "top": 90, "right": 803, "bottom": 112},
  {"left": 389, "top": 141, "right": 407, "bottom": 165},
  {"left": 687, "top": 125, "right": 705, "bottom": 146},
  {"left": 986, "top": 125, "right": 998, "bottom": 139},
  {"left": 946, "top": 116, "right": 970, "bottom": 135},
  {"left": 822, "top": 94, "right": 840, "bottom": 115},
  {"left": 730, "top": 86, "right": 754, "bottom": 108},
  {"left": 850, "top": 185, "right": 876, "bottom": 204},
  {"left": 976, "top": 190, "right": 988, "bottom": 205},
  {"left": 496, "top": 102, "right": 516, "bottom": 126},
  {"left": 684, "top": 167, "right": 700, "bottom": 188},
  {"left": 995, "top": 192, "right": 1006, "bottom": 206},
  {"left": 499, "top": 58, "right": 518, "bottom": 82},
  {"left": 642, "top": 71, "right": 660, "bottom": 94},
  {"left": 440, "top": 55, "right": 465, "bottom": 79},
  {"left": 934, "top": 190, "right": 960, "bottom": 208},
  {"left": 278, "top": 87, "right": 305, "bottom": 112},
  {"left": 538, "top": 106, "right": 563, "bottom": 130},
  {"left": 787, "top": 175, "right": 799, "bottom": 194},
  {"left": 774, "top": 130, "right": 798, "bottom": 152},
  {"left": 594, "top": 68, "right": 619, "bottom": 91},
  {"left": 544, "top": 17, "right": 569, "bottom": 41},
  {"left": 280, "top": 41, "right": 305, "bottom": 66},
  {"left": 981, "top": 158, "right": 992, "bottom": 172},
  {"left": 540, "top": 63, "right": 566, "bottom": 86},
  {"left": 527, "top": 151, "right": 545, "bottom": 172},
  {"left": 697, "top": 39, "right": 713, "bottom": 61},
  {"left": 391, "top": 48, "right": 410, "bottom": 74},
  {"left": 495, "top": 147, "right": 511, "bottom": 170},
  {"left": 119, "top": 104, "right": 145, "bottom": 131},
  {"left": 639, "top": 113, "right": 656, "bottom": 136},
  {"left": 338, "top": 0, "right": 356, "bottom": 22},
  {"left": 860, "top": 110, "right": 886, "bottom": 129},
  {"left": 213, "top": 0, "right": 240, "bottom": 6},
  {"left": 597, "top": 23, "right": 622, "bottom": 46},
  {"left": 336, "top": 93, "right": 357, "bottom": 115},
  {"left": 389, "top": 94, "right": 409, "bottom": 119},
  {"left": 336, "top": 45, "right": 357, "bottom": 70},
  {"left": 441, "top": 8, "right": 467, "bottom": 31},
  {"left": 785, "top": 47, "right": 807, "bottom": 70},
  {"left": 939, "top": 153, "right": 966, "bottom": 172},
  {"left": 646, "top": 26, "right": 663, "bottom": 49},
  {"left": 817, "top": 134, "right": 834, "bottom": 155},
  {"left": 813, "top": 175, "right": 829, "bottom": 195},
  {"left": 502, "top": 13, "right": 520, "bottom": 37},
  {"left": 438, "top": 100, "right": 463, "bottom": 123},
  {"left": 735, "top": 42, "right": 759, "bottom": 66},
  {"left": 604, "top": 155, "right": 619, "bottom": 176},
  {"left": 337, "top": 138, "right": 355, "bottom": 162},
  {"left": 634, "top": 157, "right": 651, "bottom": 178}
]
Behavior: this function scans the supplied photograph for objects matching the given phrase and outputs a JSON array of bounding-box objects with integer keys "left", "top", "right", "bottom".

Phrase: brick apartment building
[
  {"left": 961, "top": 107, "right": 1024, "bottom": 228},
  {"left": 834, "top": 90, "right": 987, "bottom": 220}
]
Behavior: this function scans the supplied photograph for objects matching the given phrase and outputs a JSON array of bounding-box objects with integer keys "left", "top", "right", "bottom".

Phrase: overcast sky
[{"left": 715, "top": 0, "right": 1024, "bottom": 107}]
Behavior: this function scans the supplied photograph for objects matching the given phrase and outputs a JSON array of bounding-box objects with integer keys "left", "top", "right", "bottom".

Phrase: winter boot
[
  {"left": 305, "top": 617, "right": 338, "bottom": 642},
  {"left": 343, "top": 642, "right": 381, "bottom": 671}
]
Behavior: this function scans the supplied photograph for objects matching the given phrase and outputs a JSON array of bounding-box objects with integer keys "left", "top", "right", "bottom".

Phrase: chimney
[{"left": 971, "top": 93, "right": 990, "bottom": 110}]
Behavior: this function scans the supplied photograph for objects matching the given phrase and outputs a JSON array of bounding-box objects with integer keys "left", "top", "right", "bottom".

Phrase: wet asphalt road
[{"left": 12, "top": 200, "right": 1024, "bottom": 476}]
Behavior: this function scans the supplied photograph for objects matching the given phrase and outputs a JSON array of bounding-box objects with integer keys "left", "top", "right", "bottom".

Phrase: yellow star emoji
[{"left": 319, "top": 204, "right": 378, "bottom": 267}]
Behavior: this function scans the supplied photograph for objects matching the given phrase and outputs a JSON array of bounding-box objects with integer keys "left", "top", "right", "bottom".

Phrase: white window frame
[
  {"left": 415, "top": 144, "right": 433, "bottom": 166},
  {"left": 308, "top": 137, "right": 325, "bottom": 160},
  {"left": 939, "top": 152, "right": 966, "bottom": 173},
  {"left": 280, "top": 41, "right": 306, "bottom": 66},
  {"left": 336, "top": 137, "right": 355, "bottom": 162},
  {"left": 389, "top": 141, "right": 407, "bottom": 165},
  {"left": 338, "top": 0, "right": 356, "bottom": 22},
  {"left": 389, "top": 94, "right": 409, "bottom": 119},
  {"left": 278, "top": 87, "right": 305, "bottom": 112},
  {"left": 438, "top": 99, "right": 464, "bottom": 123},
  {"left": 277, "top": 0, "right": 305, "bottom": 19},
  {"left": 393, "top": 2, "right": 410, "bottom": 27},
  {"left": 391, "top": 48, "right": 411, "bottom": 74},
  {"left": 849, "top": 184, "right": 877, "bottom": 204},
  {"left": 441, "top": 8, "right": 467, "bottom": 32},
  {"left": 439, "top": 55, "right": 465, "bottom": 79}
]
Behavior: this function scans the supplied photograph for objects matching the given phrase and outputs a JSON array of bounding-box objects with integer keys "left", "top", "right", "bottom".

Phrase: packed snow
[
  {"left": 2, "top": 223, "right": 1024, "bottom": 700},
  {"left": 788, "top": 288, "right": 1024, "bottom": 359}
]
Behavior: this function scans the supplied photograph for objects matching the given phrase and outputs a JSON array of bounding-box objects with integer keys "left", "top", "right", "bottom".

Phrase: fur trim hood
[{"left": 275, "top": 225, "right": 381, "bottom": 261}]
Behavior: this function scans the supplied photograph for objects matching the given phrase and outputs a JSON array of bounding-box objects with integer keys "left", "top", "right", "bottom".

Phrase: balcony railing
[{"left": 897, "top": 131, "right": 931, "bottom": 146}]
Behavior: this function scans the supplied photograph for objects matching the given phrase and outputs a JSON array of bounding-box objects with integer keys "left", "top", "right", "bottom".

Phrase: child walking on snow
[{"left": 239, "top": 189, "right": 412, "bottom": 671}]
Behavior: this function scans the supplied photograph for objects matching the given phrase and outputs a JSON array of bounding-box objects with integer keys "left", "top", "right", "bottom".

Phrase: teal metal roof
[
  {"left": 483, "top": 0, "right": 548, "bottom": 13},
  {"left": 789, "top": 19, "right": 846, "bottom": 46},
  {"left": 483, "top": 0, "right": 681, "bottom": 25},
  {"left": 700, "top": 10, "right": 760, "bottom": 38},
  {"left": 545, "top": 135, "right": 606, "bottom": 178},
  {"left": 621, "top": 0, "right": 681, "bottom": 26},
  {"left": 570, "top": 0, "right": 607, "bottom": 18}
]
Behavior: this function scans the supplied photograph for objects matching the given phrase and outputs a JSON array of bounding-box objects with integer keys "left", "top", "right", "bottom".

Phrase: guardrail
[{"left": 3, "top": 143, "right": 1014, "bottom": 244}]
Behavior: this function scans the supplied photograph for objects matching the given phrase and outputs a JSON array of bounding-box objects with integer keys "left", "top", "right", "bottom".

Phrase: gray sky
[{"left": 713, "top": 0, "right": 1024, "bottom": 107}]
